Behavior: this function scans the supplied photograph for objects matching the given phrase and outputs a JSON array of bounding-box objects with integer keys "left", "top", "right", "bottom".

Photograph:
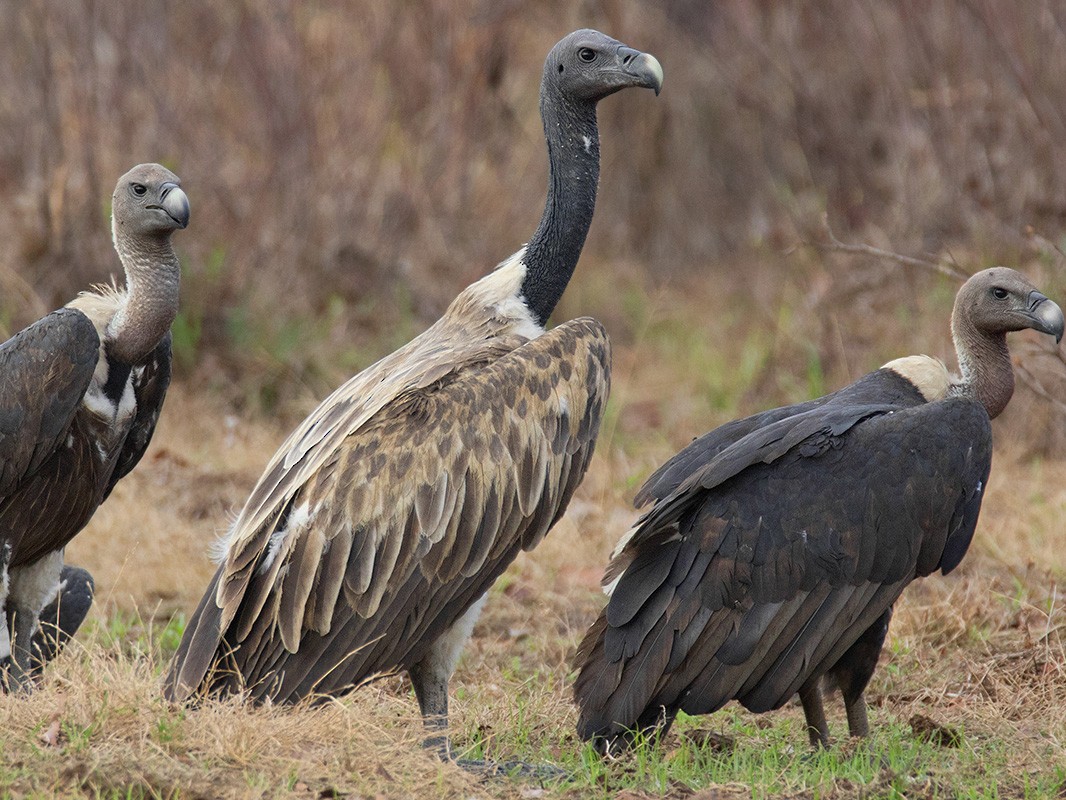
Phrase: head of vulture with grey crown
[
  {"left": 107, "top": 163, "right": 190, "bottom": 365},
  {"left": 521, "top": 30, "right": 663, "bottom": 328},
  {"left": 951, "top": 266, "right": 1063, "bottom": 419}
]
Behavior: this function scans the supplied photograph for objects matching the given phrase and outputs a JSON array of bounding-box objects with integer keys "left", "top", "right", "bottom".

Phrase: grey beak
[
  {"left": 159, "top": 183, "right": 190, "bottom": 229},
  {"left": 618, "top": 48, "right": 664, "bottom": 96},
  {"left": 1027, "top": 291, "right": 1064, "bottom": 344}
]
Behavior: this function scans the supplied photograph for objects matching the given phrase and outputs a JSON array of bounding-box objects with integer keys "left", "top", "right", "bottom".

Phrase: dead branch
[
  {"left": 806, "top": 213, "right": 971, "bottom": 281},
  {"left": 1015, "top": 356, "right": 1066, "bottom": 415}
]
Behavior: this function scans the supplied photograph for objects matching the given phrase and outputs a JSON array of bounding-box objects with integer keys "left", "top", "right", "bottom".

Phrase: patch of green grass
[
  {"left": 450, "top": 651, "right": 1065, "bottom": 800},
  {"left": 83, "top": 609, "right": 185, "bottom": 666}
]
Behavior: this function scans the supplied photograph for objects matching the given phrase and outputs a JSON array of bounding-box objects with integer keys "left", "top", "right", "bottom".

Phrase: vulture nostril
[{"left": 622, "top": 54, "right": 632, "bottom": 64}]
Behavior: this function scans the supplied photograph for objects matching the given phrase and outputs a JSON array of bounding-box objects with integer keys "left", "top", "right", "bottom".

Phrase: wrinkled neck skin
[
  {"left": 107, "top": 232, "right": 180, "bottom": 365},
  {"left": 950, "top": 309, "right": 1014, "bottom": 420},
  {"left": 521, "top": 93, "right": 600, "bottom": 327}
]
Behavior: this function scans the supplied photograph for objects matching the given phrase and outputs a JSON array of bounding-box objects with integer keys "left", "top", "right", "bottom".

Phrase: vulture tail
[{"left": 165, "top": 566, "right": 227, "bottom": 702}]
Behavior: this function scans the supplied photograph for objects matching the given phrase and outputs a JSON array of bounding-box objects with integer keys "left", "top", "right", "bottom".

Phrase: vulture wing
[
  {"left": 575, "top": 392, "right": 991, "bottom": 741},
  {"left": 634, "top": 368, "right": 928, "bottom": 507},
  {"left": 167, "top": 317, "right": 610, "bottom": 702},
  {"left": 0, "top": 309, "right": 99, "bottom": 498}
]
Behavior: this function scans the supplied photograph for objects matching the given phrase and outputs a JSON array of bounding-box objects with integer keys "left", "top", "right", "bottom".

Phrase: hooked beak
[
  {"left": 617, "top": 48, "right": 664, "bottom": 96},
  {"left": 154, "top": 182, "right": 190, "bottom": 230},
  {"left": 1026, "top": 291, "right": 1064, "bottom": 344}
]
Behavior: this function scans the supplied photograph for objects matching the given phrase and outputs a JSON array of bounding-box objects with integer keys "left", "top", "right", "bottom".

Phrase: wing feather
[
  {"left": 0, "top": 309, "right": 99, "bottom": 497},
  {"left": 576, "top": 394, "right": 993, "bottom": 740},
  {"left": 167, "top": 317, "right": 611, "bottom": 702}
]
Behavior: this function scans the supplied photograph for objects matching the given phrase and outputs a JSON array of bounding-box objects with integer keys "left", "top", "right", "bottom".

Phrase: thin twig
[
  {"left": 806, "top": 213, "right": 971, "bottom": 281},
  {"left": 1015, "top": 358, "right": 1066, "bottom": 415}
]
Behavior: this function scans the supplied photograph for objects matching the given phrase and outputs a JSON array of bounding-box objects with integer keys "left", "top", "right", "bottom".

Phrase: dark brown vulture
[
  {"left": 574, "top": 267, "right": 1064, "bottom": 751},
  {"left": 0, "top": 164, "right": 188, "bottom": 690},
  {"left": 165, "top": 29, "right": 662, "bottom": 765}
]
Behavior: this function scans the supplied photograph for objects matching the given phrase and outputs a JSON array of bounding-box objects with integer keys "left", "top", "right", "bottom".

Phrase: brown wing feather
[{"left": 167, "top": 317, "right": 610, "bottom": 703}]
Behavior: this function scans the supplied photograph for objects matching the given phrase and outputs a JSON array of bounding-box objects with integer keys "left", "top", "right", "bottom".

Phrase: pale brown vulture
[
  {"left": 574, "top": 267, "right": 1063, "bottom": 751},
  {"left": 166, "top": 29, "right": 662, "bottom": 764},
  {"left": 0, "top": 163, "right": 188, "bottom": 690}
]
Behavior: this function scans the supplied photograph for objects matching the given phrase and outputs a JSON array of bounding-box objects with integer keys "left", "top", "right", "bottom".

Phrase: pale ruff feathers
[
  {"left": 65, "top": 288, "right": 139, "bottom": 435},
  {"left": 880, "top": 354, "right": 950, "bottom": 402},
  {"left": 471, "top": 246, "right": 545, "bottom": 340}
]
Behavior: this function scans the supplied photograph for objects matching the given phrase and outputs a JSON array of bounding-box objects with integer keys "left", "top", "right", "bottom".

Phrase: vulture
[
  {"left": 166, "top": 28, "right": 662, "bottom": 762},
  {"left": 574, "top": 267, "right": 1064, "bottom": 751},
  {"left": 0, "top": 164, "right": 188, "bottom": 690}
]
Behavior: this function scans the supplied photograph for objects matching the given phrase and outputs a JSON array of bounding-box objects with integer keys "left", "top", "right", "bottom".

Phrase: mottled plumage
[
  {"left": 575, "top": 268, "right": 1063, "bottom": 750},
  {"left": 0, "top": 163, "right": 188, "bottom": 689},
  {"left": 170, "top": 307, "right": 609, "bottom": 702}
]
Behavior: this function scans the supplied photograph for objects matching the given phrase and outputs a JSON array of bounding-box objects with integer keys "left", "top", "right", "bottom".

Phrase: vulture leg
[
  {"left": 4, "top": 552, "right": 66, "bottom": 692},
  {"left": 409, "top": 652, "right": 452, "bottom": 758},
  {"left": 826, "top": 607, "right": 892, "bottom": 740},
  {"left": 30, "top": 566, "right": 95, "bottom": 678},
  {"left": 409, "top": 595, "right": 566, "bottom": 779},
  {"left": 408, "top": 594, "right": 488, "bottom": 759},
  {"left": 6, "top": 605, "right": 37, "bottom": 691},
  {"left": 798, "top": 680, "right": 830, "bottom": 748}
]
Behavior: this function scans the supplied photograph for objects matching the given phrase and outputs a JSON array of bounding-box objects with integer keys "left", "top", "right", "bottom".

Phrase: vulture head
[
  {"left": 956, "top": 267, "right": 1064, "bottom": 343},
  {"left": 952, "top": 266, "right": 1064, "bottom": 419},
  {"left": 544, "top": 29, "right": 664, "bottom": 104},
  {"left": 106, "top": 163, "right": 190, "bottom": 364},
  {"left": 111, "top": 163, "right": 190, "bottom": 242}
]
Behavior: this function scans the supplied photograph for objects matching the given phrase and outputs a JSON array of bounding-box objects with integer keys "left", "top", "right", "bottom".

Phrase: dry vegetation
[{"left": 2, "top": 1, "right": 1066, "bottom": 798}]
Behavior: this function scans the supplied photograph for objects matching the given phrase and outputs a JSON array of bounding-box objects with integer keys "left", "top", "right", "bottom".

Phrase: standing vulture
[
  {"left": 574, "top": 267, "right": 1064, "bottom": 751},
  {"left": 0, "top": 164, "right": 189, "bottom": 690},
  {"left": 166, "top": 29, "right": 662, "bottom": 759}
]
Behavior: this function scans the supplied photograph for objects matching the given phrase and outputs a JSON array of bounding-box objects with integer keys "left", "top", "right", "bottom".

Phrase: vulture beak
[
  {"left": 618, "top": 48, "right": 664, "bottom": 96},
  {"left": 157, "top": 182, "right": 191, "bottom": 229},
  {"left": 1026, "top": 291, "right": 1064, "bottom": 344}
]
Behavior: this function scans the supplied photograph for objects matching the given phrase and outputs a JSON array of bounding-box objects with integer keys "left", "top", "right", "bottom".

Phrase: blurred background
[
  {"left": 0, "top": 8, "right": 1063, "bottom": 791},
  {"left": 1, "top": 0, "right": 1064, "bottom": 448}
]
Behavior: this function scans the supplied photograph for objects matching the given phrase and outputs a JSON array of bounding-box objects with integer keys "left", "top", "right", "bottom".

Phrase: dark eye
[
  {"left": 578, "top": 47, "right": 596, "bottom": 63},
  {"left": 991, "top": 287, "right": 1009, "bottom": 300},
  {"left": 131, "top": 183, "right": 147, "bottom": 197}
]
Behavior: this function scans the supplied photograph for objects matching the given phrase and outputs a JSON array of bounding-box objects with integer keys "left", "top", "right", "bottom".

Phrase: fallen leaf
[{"left": 39, "top": 718, "right": 62, "bottom": 748}]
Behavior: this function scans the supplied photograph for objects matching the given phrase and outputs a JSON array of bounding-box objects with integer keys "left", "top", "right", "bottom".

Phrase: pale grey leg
[
  {"left": 409, "top": 594, "right": 487, "bottom": 757},
  {"left": 5, "top": 551, "right": 65, "bottom": 693},
  {"left": 7, "top": 604, "right": 38, "bottom": 691}
]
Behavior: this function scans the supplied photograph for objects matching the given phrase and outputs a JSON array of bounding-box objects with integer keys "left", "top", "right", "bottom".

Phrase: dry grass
[{"left": 0, "top": 262, "right": 1045, "bottom": 798}]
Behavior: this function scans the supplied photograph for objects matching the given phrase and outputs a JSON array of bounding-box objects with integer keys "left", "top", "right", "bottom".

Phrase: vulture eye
[
  {"left": 991, "top": 287, "right": 1009, "bottom": 300},
  {"left": 131, "top": 183, "right": 148, "bottom": 197},
  {"left": 578, "top": 47, "right": 596, "bottom": 63}
]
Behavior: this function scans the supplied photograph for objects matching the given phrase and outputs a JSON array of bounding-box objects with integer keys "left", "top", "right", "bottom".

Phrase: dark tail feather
[
  {"left": 165, "top": 566, "right": 227, "bottom": 702},
  {"left": 573, "top": 612, "right": 627, "bottom": 746}
]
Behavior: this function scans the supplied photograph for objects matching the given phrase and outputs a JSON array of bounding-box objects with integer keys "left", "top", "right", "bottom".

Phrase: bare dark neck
[
  {"left": 952, "top": 319, "right": 1014, "bottom": 419},
  {"left": 521, "top": 96, "right": 600, "bottom": 327}
]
